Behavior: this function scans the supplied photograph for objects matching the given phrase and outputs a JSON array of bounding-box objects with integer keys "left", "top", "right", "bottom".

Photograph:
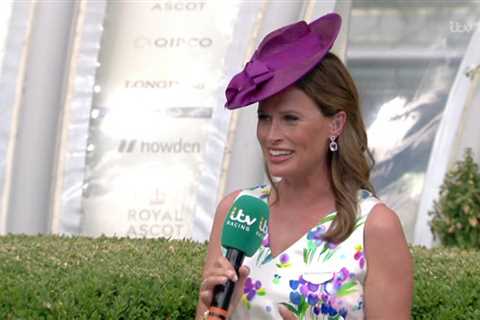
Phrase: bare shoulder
[
  {"left": 363, "top": 203, "right": 413, "bottom": 319},
  {"left": 211, "top": 189, "right": 242, "bottom": 235},
  {"left": 365, "top": 204, "right": 405, "bottom": 239},
  {"left": 215, "top": 190, "right": 242, "bottom": 220},
  {"left": 364, "top": 203, "right": 411, "bottom": 265}
]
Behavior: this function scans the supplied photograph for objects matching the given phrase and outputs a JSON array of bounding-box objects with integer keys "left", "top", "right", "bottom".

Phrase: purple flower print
[
  {"left": 333, "top": 267, "right": 350, "bottom": 290},
  {"left": 307, "top": 293, "right": 320, "bottom": 305},
  {"left": 321, "top": 293, "right": 329, "bottom": 304},
  {"left": 285, "top": 273, "right": 352, "bottom": 319},
  {"left": 288, "top": 276, "right": 322, "bottom": 307},
  {"left": 300, "top": 284, "right": 310, "bottom": 296},
  {"left": 289, "top": 275, "right": 307, "bottom": 291},
  {"left": 262, "top": 235, "right": 270, "bottom": 247},
  {"left": 321, "top": 303, "right": 338, "bottom": 317},
  {"left": 244, "top": 277, "right": 262, "bottom": 301},
  {"left": 276, "top": 253, "right": 292, "bottom": 268},
  {"left": 354, "top": 244, "right": 365, "bottom": 269},
  {"left": 327, "top": 242, "right": 337, "bottom": 249},
  {"left": 307, "top": 225, "right": 326, "bottom": 245},
  {"left": 297, "top": 277, "right": 320, "bottom": 297},
  {"left": 307, "top": 282, "right": 319, "bottom": 292},
  {"left": 242, "top": 277, "right": 266, "bottom": 309},
  {"left": 319, "top": 301, "right": 348, "bottom": 318}
]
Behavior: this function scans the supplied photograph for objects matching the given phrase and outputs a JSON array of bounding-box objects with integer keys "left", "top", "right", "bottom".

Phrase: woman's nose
[{"left": 267, "top": 119, "right": 282, "bottom": 143}]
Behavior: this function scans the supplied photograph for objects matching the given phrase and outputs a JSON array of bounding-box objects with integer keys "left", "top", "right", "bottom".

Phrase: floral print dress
[{"left": 229, "top": 185, "right": 381, "bottom": 320}]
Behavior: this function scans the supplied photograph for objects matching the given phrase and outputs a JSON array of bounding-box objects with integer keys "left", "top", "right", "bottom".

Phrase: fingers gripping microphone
[{"left": 207, "top": 191, "right": 269, "bottom": 320}]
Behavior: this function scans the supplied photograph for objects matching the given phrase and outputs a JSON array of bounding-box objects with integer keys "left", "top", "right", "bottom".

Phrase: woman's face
[{"left": 256, "top": 86, "right": 333, "bottom": 179}]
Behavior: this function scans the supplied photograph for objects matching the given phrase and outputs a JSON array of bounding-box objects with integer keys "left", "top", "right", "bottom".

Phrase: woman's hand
[
  {"left": 278, "top": 304, "right": 298, "bottom": 320},
  {"left": 198, "top": 255, "right": 250, "bottom": 316}
]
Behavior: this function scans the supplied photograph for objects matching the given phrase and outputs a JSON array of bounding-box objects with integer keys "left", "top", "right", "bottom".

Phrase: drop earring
[{"left": 329, "top": 136, "right": 338, "bottom": 152}]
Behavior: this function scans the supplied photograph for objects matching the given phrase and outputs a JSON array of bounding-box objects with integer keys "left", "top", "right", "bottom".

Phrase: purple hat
[{"left": 225, "top": 13, "right": 341, "bottom": 109}]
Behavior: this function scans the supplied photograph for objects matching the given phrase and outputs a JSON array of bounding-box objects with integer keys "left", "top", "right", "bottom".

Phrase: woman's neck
[{"left": 272, "top": 162, "right": 334, "bottom": 209}]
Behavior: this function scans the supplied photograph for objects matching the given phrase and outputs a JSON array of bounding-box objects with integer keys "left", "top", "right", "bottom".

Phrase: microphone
[{"left": 207, "top": 190, "right": 269, "bottom": 320}]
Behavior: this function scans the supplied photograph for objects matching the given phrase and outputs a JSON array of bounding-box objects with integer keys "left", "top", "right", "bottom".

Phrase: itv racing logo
[{"left": 226, "top": 207, "right": 257, "bottom": 232}]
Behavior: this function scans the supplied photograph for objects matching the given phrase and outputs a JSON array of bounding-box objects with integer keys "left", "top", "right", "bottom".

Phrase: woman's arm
[
  {"left": 195, "top": 190, "right": 245, "bottom": 320},
  {"left": 364, "top": 204, "right": 414, "bottom": 320}
]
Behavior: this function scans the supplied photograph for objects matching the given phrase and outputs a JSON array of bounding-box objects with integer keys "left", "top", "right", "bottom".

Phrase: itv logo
[{"left": 229, "top": 207, "right": 257, "bottom": 226}]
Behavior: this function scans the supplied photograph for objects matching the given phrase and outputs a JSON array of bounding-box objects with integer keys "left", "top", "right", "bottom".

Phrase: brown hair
[{"left": 267, "top": 52, "right": 375, "bottom": 244}]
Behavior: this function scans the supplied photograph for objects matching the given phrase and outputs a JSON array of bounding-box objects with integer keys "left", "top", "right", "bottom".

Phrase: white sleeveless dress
[{"left": 229, "top": 185, "right": 381, "bottom": 320}]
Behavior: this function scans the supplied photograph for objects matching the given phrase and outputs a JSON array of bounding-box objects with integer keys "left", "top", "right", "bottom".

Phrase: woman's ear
[{"left": 329, "top": 111, "right": 347, "bottom": 136}]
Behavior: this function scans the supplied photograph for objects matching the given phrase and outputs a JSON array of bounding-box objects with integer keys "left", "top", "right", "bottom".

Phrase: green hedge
[
  {"left": 412, "top": 246, "right": 480, "bottom": 319},
  {"left": 0, "top": 236, "right": 479, "bottom": 319},
  {"left": 0, "top": 235, "right": 206, "bottom": 320}
]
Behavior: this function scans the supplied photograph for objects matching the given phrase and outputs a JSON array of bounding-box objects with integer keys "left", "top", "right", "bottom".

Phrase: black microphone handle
[{"left": 210, "top": 248, "right": 245, "bottom": 314}]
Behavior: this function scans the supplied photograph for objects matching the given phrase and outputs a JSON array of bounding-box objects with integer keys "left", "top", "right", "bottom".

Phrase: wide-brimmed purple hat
[{"left": 225, "top": 13, "right": 341, "bottom": 109}]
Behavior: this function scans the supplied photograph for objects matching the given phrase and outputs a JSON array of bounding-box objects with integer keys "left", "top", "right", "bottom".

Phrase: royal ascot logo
[
  {"left": 118, "top": 139, "right": 201, "bottom": 154},
  {"left": 151, "top": 1, "right": 206, "bottom": 11},
  {"left": 127, "top": 207, "right": 184, "bottom": 238},
  {"left": 150, "top": 188, "right": 165, "bottom": 205},
  {"left": 134, "top": 36, "right": 213, "bottom": 49}
]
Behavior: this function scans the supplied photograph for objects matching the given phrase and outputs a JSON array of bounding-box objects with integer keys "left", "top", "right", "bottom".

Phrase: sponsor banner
[
  {"left": 150, "top": 1, "right": 207, "bottom": 12},
  {"left": 82, "top": 107, "right": 209, "bottom": 238},
  {"left": 80, "top": 0, "right": 242, "bottom": 239},
  {"left": 134, "top": 36, "right": 213, "bottom": 49}
]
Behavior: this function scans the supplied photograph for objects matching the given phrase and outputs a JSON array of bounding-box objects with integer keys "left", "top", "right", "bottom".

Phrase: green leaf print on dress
[
  {"left": 303, "top": 213, "right": 337, "bottom": 265},
  {"left": 304, "top": 215, "right": 365, "bottom": 265},
  {"left": 304, "top": 224, "right": 337, "bottom": 264},
  {"left": 256, "top": 234, "right": 273, "bottom": 266}
]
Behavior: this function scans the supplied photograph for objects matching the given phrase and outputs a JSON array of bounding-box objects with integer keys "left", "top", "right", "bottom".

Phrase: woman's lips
[{"left": 267, "top": 149, "right": 294, "bottom": 163}]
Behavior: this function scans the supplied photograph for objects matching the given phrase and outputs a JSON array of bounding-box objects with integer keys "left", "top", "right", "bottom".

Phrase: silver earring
[{"left": 329, "top": 136, "right": 338, "bottom": 152}]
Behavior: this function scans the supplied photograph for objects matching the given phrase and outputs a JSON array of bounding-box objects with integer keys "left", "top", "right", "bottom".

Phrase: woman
[{"left": 196, "top": 13, "right": 413, "bottom": 320}]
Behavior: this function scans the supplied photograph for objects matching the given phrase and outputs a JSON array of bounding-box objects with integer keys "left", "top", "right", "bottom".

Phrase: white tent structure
[{"left": 414, "top": 26, "right": 480, "bottom": 246}]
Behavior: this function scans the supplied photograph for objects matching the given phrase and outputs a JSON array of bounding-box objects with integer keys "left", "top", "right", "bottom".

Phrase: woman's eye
[
  {"left": 258, "top": 113, "right": 269, "bottom": 121},
  {"left": 284, "top": 114, "right": 299, "bottom": 122}
]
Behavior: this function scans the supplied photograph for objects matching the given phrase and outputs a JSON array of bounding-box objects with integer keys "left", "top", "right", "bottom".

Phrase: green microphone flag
[{"left": 221, "top": 190, "right": 269, "bottom": 257}]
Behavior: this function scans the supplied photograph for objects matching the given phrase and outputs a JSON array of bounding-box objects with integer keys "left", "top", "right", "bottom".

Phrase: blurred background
[{"left": 0, "top": 0, "right": 479, "bottom": 247}]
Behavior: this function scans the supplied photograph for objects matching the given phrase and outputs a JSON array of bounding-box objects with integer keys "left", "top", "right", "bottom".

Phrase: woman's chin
[
  {"left": 269, "top": 175, "right": 283, "bottom": 183},
  {"left": 267, "top": 167, "right": 290, "bottom": 180}
]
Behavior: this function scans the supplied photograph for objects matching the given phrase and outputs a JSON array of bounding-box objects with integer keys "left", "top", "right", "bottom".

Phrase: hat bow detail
[{"left": 244, "top": 59, "right": 274, "bottom": 85}]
